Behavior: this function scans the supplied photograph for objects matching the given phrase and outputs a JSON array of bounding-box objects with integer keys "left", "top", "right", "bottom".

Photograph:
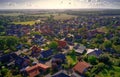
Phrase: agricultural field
[{"left": 13, "top": 21, "right": 35, "bottom": 25}]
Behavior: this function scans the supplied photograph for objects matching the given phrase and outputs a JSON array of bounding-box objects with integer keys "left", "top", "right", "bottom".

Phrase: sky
[{"left": 0, "top": 0, "right": 120, "bottom": 9}]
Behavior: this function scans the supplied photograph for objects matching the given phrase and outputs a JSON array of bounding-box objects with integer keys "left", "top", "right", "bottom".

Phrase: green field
[
  {"left": 0, "top": 13, "right": 24, "bottom": 16},
  {"left": 13, "top": 21, "right": 35, "bottom": 25}
]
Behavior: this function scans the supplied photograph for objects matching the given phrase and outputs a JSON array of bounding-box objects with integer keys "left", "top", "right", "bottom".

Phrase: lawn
[
  {"left": 97, "top": 66, "right": 120, "bottom": 77},
  {"left": 13, "top": 21, "right": 35, "bottom": 25},
  {"left": 66, "top": 54, "right": 77, "bottom": 66}
]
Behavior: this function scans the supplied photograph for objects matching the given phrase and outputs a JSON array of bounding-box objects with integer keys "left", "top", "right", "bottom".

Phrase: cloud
[{"left": 0, "top": 0, "right": 119, "bottom": 9}]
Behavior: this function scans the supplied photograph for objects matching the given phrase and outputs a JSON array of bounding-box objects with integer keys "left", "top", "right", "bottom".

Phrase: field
[
  {"left": 0, "top": 13, "right": 24, "bottom": 16},
  {"left": 13, "top": 21, "right": 35, "bottom": 25}
]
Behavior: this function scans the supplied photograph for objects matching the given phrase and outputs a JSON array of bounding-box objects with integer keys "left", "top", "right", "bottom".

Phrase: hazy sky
[{"left": 0, "top": 0, "right": 120, "bottom": 9}]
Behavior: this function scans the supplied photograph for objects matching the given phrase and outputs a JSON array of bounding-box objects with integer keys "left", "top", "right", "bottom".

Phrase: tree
[
  {"left": 97, "top": 63, "right": 105, "bottom": 69},
  {"left": 49, "top": 41, "right": 58, "bottom": 49},
  {"left": 84, "top": 71, "right": 91, "bottom": 77},
  {"left": 112, "top": 37, "right": 120, "bottom": 45},
  {"left": 98, "top": 54, "right": 112, "bottom": 65},
  {"left": 103, "top": 40, "right": 112, "bottom": 49},
  {"left": 0, "top": 26, "right": 5, "bottom": 32},
  {"left": 0, "top": 36, "right": 19, "bottom": 50},
  {"left": 1, "top": 67, "right": 9, "bottom": 76},
  {"left": 88, "top": 56, "right": 98, "bottom": 65}
]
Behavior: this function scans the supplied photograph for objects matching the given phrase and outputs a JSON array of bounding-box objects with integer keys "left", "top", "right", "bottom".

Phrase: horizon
[{"left": 0, "top": 0, "right": 120, "bottom": 9}]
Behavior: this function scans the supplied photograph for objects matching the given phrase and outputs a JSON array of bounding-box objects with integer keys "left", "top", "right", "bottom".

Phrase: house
[
  {"left": 52, "top": 54, "right": 66, "bottom": 70},
  {"left": 25, "top": 63, "right": 50, "bottom": 77},
  {"left": 31, "top": 45, "right": 41, "bottom": 57},
  {"left": 0, "top": 53, "right": 18, "bottom": 64},
  {"left": 33, "top": 35, "right": 45, "bottom": 45},
  {"left": 52, "top": 72, "right": 70, "bottom": 77},
  {"left": 73, "top": 61, "right": 91, "bottom": 75},
  {"left": 15, "top": 56, "right": 30, "bottom": 69},
  {"left": 26, "top": 65, "right": 40, "bottom": 77},
  {"left": 74, "top": 45, "right": 86, "bottom": 54},
  {"left": 86, "top": 48, "right": 102, "bottom": 57},
  {"left": 40, "top": 49, "right": 53, "bottom": 59},
  {"left": 57, "top": 40, "right": 67, "bottom": 48},
  {"left": 74, "top": 35, "right": 82, "bottom": 41},
  {"left": 52, "top": 53, "right": 66, "bottom": 63},
  {"left": 37, "top": 63, "right": 50, "bottom": 72}
]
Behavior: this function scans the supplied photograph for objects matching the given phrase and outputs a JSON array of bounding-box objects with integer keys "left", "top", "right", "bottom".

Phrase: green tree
[
  {"left": 98, "top": 54, "right": 112, "bottom": 65},
  {"left": 49, "top": 41, "right": 58, "bottom": 49},
  {"left": 103, "top": 40, "right": 112, "bottom": 48},
  {"left": 0, "top": 26, "right": 5, "bottom": 32},
  {"left": 84, "top": 71, "right": 91, "bottom": 77},
  {"left": 97, "top": 63, "right": 105, "bottom": 69},
  {"left": 88, "top": 56, "right": 98, "bottom": 65},
  {"left": 0, "top": 36, "right": 19, "bottom": 50}
]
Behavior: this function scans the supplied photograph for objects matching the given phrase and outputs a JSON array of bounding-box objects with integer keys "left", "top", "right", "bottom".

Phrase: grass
[
  {"left": 66, "top": 54, "right": 77, "bottom": 66},
  {"left": 13, "top": 21, "right": 35, "bottom": 25},
  {"left": 96, "top": 26, "right": 108, "bottom": 33}
]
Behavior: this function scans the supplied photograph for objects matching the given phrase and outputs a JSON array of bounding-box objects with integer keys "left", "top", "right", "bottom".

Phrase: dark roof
[
  {"left": 35, "top": 35, "right": 42, "bottom": 38},
  {"left": 0, "top": 53, "right": 18, "bottom": 63},
  {"left": 95, "top": 50, "right": 102, "bottom": 56},
  {"left": 74, "top": 35, "right": 82, "bottom": 39},
  {"left": 53, "top": 53, "right": 66, "bottom": 60},
  {"left": 52, "top": 73, "right": 70, "bottom": 77},
  {"left": 88, "top": 49, "right": 102, "bottom": 57},
  {"left": 40, "top": 49, "right": 53, "bottom": 58},
  {"left": 15, "top": 57, "right": 30, "bottom": 68}
]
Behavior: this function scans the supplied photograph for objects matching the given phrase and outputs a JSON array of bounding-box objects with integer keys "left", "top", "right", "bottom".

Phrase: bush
[{"left": 88, "top": 56, "right": 98, "bottom": 65}]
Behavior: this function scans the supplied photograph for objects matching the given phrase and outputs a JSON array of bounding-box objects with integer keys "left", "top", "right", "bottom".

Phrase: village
[{"left": 0, "top": 10, "right": 120, "bottom": 77}]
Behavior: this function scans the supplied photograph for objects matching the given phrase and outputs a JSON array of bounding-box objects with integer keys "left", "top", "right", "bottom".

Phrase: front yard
[{"left": 66, "top": 53, "right": 78, "bottom": 66}]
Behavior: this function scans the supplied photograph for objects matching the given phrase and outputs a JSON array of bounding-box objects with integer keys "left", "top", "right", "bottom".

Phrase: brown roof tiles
[{"left": 73, "top": 61, "right": 91, "bottom": 74}]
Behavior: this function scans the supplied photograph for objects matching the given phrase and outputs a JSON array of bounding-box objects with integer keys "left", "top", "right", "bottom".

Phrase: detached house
[
  {"left": 15, "top": 56, "right": 31, "bottom": 69},
  {"left": 40, "top": 49, "right": 53, "bottom": 59},
  {"left": 57, "top": 40, "right": 67, "bottom": 48},
  {"left": 33, "top": 35, "right": 45, "bottom": 45},
  {"left": 25, "top": 63, "right": 50, "bottom": 77},
  {"left": 73, "top": 61, "right": 91, "bottom": 76},
  {"left": 52, "top": 72, "right": 70, "bottom": 77},
  {"left": 52, "top": 53, "right": 66, "bottom": 70},
  {"left": 31, "top": 45, "right": 41, "bottom": 57},
  {"left": 86, "top": 48, "right": 102, "bottom": 57},
  {"left": 0, "top": 53, "right": 18, "bottom": 66},
  {"left": 74, "top": 45, "right": 86, "bottom": 54}
]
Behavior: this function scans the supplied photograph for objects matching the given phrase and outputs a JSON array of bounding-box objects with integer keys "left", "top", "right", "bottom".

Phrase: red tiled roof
[
  {"left": 26, "top": 65, "right": 40, "bottom": 77},
  {"left": 57, "top": 40, "right": 67, "bottom": 48},
  {"left": 26, "top": 63, "right": 50, "bottom": 77},
  {"left": 31, "top": 46, "right": 41, "bottom": 53},
  {"left": 37, "top": 63, "right": 50, "bottom": 70},
  {"left": 73, "top": 61, "right": 91, "bottom": 74}
]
